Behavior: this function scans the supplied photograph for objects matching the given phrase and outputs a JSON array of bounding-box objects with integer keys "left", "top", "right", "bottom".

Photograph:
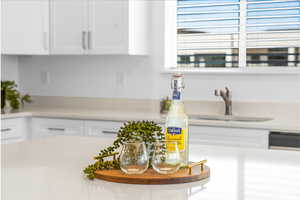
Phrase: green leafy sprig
[{"left": 83, "top": 121, "right": 165, "bottom": 180}]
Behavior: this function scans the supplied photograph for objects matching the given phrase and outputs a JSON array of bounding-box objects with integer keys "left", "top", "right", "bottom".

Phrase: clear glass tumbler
[
  {"left": 119, "top": 141, "right": 149, "bottom": 174},
  {"left": 152, "top": 141, "right": 181, "bottom": 174}
]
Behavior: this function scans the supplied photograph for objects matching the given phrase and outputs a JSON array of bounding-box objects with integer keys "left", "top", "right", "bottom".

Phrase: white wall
[
  {"left": 18, "top": 1, "right": 300, "bottom": 102},
  {"left": 1, "top": 55, "right": 19, "bottom": 84}
]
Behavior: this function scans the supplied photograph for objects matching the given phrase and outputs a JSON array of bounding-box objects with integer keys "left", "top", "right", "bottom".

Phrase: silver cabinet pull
[
  {"left": 88, "top": 31, "right": 92, "bottom": 49},
  {"left": 82, "top": 31, "right": 87, "bottom": 50},
  {"left": 43, "top": 32, "right": 49, "bottom": 50},
  {"left": 1, "top": 128, "right": 12, "bottom": 132},
  {"left": 102, "top": 130, "right": 118, "bottom": 135},
  {"left": 48, "top": 128, "right": 65, "bottom": 131}
]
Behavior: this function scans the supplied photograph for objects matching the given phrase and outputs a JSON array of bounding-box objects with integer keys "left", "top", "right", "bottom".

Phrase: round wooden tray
[{"left": 94, "top": 164, "right": 210, "bottom": 185}]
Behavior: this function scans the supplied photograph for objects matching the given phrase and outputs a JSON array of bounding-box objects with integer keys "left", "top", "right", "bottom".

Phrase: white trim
[
  {"left": 177, "top": 2, "right": 239, "bottom": 8},
  {"left": 247, "top": 22, "right": 300, "bottom": 27},
  {"left": 248, "top": 7, "right": 300, "bottom": 12},
  {"left": 248, "top": 0, "right": 299, "bottom": 4},
  {"left": 247, "top": 38, "right": 300, "bottom": 42},
  {"left": 248, "top": 14, "right": 300, "bottom": 19},
  {"left": 178, "top": 17, "right": 239, "bottom": 23},
  {"left": 177, "top": 10, "right": 240, "bottom": 15},
  {"left": 161, "top": 67, "right": 300, "bottom": 75},
  {"left": 247, "top": 30, "right": 300, "bottom": 34},
  {"left": 178, "top": 47, "right": 239, "bottom": 50},
  {"left": 178, "top": 39, "right": 239, "bottom": 43},
  {"left": 178, "top": 32, "right": 240, "bottom": 36},
  {"left": 247, "top": 45, "right": 300, "bottom": 48},
  {"left": 179, "top": 24, "right": 239, "bottom": 29},
  {"left": 164, "top": 0, "right": 177, "bottom": 69},
  {"left": 239, "top": 0, "right": 247, "bottom": 68}
]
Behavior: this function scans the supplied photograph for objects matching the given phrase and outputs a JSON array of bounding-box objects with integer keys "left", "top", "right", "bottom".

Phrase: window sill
[{"left": 161, "top": 67, "right": 300, "bottom": 75}]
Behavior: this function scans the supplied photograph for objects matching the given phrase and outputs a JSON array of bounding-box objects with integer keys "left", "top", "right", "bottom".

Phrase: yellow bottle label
[{"left": 166, "top": 127, "right": 185, "bottom": 152}]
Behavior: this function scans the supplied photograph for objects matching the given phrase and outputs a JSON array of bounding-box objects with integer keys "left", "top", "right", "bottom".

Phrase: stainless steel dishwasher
[{"left": 269, "top": 132, "right": 300, "bottom": 151}]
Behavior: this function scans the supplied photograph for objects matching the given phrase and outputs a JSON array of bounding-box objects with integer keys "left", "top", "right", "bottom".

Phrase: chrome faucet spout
[{"left": 214, "top": 87, "right": 232, "bottom": 116}]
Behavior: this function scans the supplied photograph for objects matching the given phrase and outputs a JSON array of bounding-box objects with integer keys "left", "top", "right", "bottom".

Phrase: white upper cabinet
[
  {"left": 88, "top": 0, "right": 128, "bottom": 54},
  {"left": 50, "top": 0, "right": 87, "bottom": 54},
  {"left": 87, "top": 0, "right": 148, "bottom": 55},
  {"left": 50, "top": 0, "right": 148, "bottom": 55},
  {"left": 2, "top": 0, "right": 148, "bottom": 55},
  {"left": 1, "top": 0, "right": 49, "bottom": 55}
]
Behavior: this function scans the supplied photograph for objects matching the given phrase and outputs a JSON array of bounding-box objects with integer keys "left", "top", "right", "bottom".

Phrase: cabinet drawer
[
  {"left": 32, "top": 118, "right": 84, "bottom": 138},
  {"left": 85, "top": 120, "right": 125, "bottom": 138},
  {"left": 190, "top": 126, "right": 269, "bottom": 149},
  {"left": 1, "top": 118, "right": 24, "bottom": 141}
]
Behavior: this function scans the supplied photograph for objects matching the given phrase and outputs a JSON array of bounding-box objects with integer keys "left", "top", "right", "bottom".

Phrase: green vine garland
[{"left": 83, "top": 120, "right": 165, "bottom": 180}]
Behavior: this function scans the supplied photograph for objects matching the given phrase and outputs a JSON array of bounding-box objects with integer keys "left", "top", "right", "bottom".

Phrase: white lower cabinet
[
  {"left": 3, "top": 117, "right": 270, "bottom": 149},
  {"left": 189, "top": 125, "right": 269, "bottom": 149},
  {"left": 1, "top": 118, "right": 29, "bottom": 144},
  {"left": 31, "top": 118, "right": 84, "bottom": 139},
  {"left": 85, "top": 120, "right": 124, "bottom": 138}
]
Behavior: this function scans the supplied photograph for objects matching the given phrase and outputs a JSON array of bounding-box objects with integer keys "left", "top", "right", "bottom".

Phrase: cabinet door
[
  {"left": 85, "top": 120, "right": 124, "bottom": 138},
  {"left": 32, "top": 118, "right": 84, "bottom": 138},
  {"left": 50, "top": 0, "right": 88, "bottom": 54},
  {"left": 1, "top": 118, "right": 27, "bottom": 144},
  {"left": 87, "top": 0, "right": 128, "bottom": 54},
  {"left": 1, "top": 0, "right": 49, "bottom": 55}
]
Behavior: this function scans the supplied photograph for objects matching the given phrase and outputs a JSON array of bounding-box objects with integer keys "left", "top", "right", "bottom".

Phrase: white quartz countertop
[
  {"left": 1, "top": 107, "right": 300, "bottom": 133},
  {"left": 2, "top": 136, "right": 300, "bottom": 200}
]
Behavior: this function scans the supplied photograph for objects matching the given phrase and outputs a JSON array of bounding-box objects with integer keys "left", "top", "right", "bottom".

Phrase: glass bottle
[{"left": 164, "top": 74, "right": 189, "bottom": 166}]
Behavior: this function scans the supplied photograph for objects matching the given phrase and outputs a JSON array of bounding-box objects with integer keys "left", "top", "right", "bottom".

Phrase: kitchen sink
[{"left": 189, "top": 114, "right": 273, "bottom": 122}]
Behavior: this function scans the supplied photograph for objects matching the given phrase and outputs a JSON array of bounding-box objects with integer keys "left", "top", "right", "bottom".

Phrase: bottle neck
[
  {"left": 170, "top": 89, "right": 186, "bottom": 114},
  {"left": 172, "top": 89, "right": 183, "bottom": 102}
]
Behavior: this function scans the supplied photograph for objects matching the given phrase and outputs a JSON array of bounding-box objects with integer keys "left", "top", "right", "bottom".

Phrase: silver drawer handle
[
  {"left": 43, "top": 31, "right": 49, "bottom": 50},
  {"left": 88, "top": 31, "right": 92, "bottom": 49},
  {"left": 1, "top": 128, "right": 12, "bottom": 132},
  {"left": 102, "top": 130, "right": 118, "bottom": 135},
  {"left": 82, "top": 31, "right": 88, "bottom": 50},
  {"left": 48, "top": 128, "right": 65, "bottom": 131}
]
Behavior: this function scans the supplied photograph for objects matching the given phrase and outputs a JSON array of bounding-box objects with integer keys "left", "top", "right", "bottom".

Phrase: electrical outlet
[
  {"left": 40, "top": 71, "right": 51, "bottom": 85},
  {"left": 116, "top": 72, "right": 125, "bottom": 87}
]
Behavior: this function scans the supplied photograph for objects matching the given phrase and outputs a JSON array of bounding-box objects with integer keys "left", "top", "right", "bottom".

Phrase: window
[{"left": 176, "top": 0, "right": 300, "bottom": 69}]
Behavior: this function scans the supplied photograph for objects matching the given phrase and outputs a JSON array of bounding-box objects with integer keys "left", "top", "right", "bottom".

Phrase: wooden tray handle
[{"left": 188, "top": 160, "right": 207, "bottom": 175}]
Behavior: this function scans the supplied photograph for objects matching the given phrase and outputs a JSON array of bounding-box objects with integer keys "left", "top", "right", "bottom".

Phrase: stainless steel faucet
[{"left": 214, "top": 87, "right": 232, "bottom": 115}]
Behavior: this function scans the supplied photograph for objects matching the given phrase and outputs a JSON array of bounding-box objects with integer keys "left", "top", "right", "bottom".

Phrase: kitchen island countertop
[{"left": 2, "top": 136, "right": 300, "bottom": 200}]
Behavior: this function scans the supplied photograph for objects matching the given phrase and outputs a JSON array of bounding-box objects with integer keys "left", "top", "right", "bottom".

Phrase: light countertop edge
[
  {"left": 1, "top": 112, "right": 32, "bottom": 119},
  {"left": 1, "top": 109, "right": 300, "bottom": 133}
]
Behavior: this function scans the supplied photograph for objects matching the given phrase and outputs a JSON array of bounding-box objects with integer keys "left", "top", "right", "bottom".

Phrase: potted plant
[
  {"left": 160, "top": 96, "right": 172, "bottom": 114},
  {"left": 1, "top": 80, "right": 32, "bottom": 113}
]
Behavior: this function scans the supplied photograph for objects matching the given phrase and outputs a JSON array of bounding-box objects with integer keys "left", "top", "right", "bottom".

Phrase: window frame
[{"left": 163, "top": 0, "right": 300, "bottom": 74}]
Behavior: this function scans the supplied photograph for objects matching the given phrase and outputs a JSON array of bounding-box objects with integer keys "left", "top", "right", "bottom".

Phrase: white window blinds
[
  {"left": 246, "top": 0, "right": 300, "bottom": 67},
  {"left": 177, "top": 0, "right": 240, "bottom": 68},
  {"left": 176, "top": 0, "right": 300, "bottom": 68}
]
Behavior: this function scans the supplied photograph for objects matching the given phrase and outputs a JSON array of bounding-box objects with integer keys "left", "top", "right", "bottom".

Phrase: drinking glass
[
  {"left": 119, "top": 141, "right": 149, "bottom": 174},
  {"left": 152, "top": 141, "right": 181, "bottom": 174}
]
